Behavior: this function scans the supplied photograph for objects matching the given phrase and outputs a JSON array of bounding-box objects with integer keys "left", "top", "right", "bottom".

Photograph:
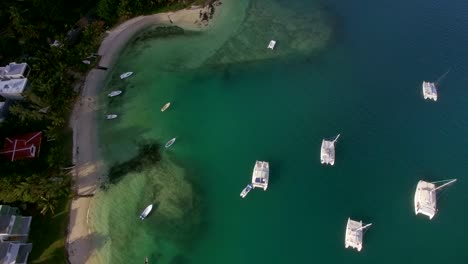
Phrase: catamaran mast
[
  {"left": 433, "top": 179, "right": 457, "bottom": 192},
  {"left": 333, "top": 134, "right": 341, "bottom": 143},
  {"left": 355, "top": 223, "right": 372, "bottom": 232}
]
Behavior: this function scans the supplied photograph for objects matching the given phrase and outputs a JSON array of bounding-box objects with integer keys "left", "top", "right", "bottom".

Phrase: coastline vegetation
[{"left": 0, "top": 0, "right": 205, "bottom": 262}]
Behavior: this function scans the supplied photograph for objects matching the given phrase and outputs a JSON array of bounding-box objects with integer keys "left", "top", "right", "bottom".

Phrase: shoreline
[{"left": 66, "top": 4, "right": 222, "bottom": 264}]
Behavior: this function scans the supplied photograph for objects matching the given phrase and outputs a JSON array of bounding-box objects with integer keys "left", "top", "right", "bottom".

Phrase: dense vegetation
[{"left": 0, "top": 0, "right": 202, "bottom": 262}]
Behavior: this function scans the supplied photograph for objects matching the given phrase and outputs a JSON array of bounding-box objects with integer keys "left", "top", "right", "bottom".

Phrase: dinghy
[
  {"left": 106, "top": 114, "right": 117, "bottom": 120},
  {"left": 240, "top": 183, "right": 253, "bottom": 198},
  {"left": 161, "top": 102, "right": 171, "bottom": 112},
  {"left": 120, "top": 72, "right": 133, "bottom": 79},
  {"left": 268, "top": 40, "right": 276, "bottom": 50},
  {"left": 165, "top": 137, "right": 176, "bottom": 148},
  {"left": 140, "top": 204, "right": 153, "bottom": 220},
  {"left": 108, "top": 90, "right": 122, "bottom": 97}
]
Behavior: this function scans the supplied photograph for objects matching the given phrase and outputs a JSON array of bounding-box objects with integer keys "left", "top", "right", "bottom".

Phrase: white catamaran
[
  {"left": 251, "top": 161, "right": 269, "bottom": 191},
  {"left": 321, "top": 134, "right": 340, "bottom": 165},
  {"left": 345, "top": 218, "right": 372, "bottom": 252},
  {"left": 422, "top": 81, "right": 438, "bottom": 101},
  {"left": 414, "top": 179, "right": 457, "bottom": 219}
]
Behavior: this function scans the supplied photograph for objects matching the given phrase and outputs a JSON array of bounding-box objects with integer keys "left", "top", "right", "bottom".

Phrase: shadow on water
[{"left": 103, "top": 141, "right": 162, "bottom": 187}]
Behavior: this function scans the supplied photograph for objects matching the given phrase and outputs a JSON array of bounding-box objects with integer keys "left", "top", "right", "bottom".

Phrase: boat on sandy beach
[
  {"left": 345, "top": 218, "right": 372, "bottom": 252},
  {"left": 106, "top": 114, "right": 118, "bottom": 120},
  {"left": 120, "top": 71, "right": 133, "bottom": 79},
  {"left": 251, "top": 161, "right": 269, "bottom": 190},
  {"left": 108, "top": 90, "right": 122, "bottom": 97},
  {"left": 161, "top": 102, "right": 171, "bottom": 112},
  {"left": 140, "top": 204, "right": 153, "bottom": 220},
  {"left": 268, "top": 40, "right": 276, "bottom": 49},
  {"left": 321, "top": 134, "right": 340, "bottom": 165},
  {"left": 165, "top": 137, "right": 176, "bottom": 148},
  {"left": 414, "top": 179, "right": 457, "bottom": 219},
  {"left": 240, "top": 183, "right": 253, "bottom": 198},
  {"left": 422, "top": 81, "right": 437, "bottom": 101}
]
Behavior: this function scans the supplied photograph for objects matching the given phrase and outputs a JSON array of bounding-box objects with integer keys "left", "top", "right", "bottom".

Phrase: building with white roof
[
  {"left": 0, "top": 63, "right": 30, "bottom": 80},
  {"left": 0, "top": 79, "right": 28, "bottom": 100}
]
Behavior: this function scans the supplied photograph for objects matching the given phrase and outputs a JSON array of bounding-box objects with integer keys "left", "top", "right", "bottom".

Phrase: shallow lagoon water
[{"left": 90, "top": 0, "right": 468, "bottom": 263}]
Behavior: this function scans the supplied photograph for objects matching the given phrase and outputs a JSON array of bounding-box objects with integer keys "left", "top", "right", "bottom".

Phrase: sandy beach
[{"left": 66, "top": 4, "right": 221, "bottom": 264}]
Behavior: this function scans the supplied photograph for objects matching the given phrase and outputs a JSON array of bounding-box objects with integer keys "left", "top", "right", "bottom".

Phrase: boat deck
[
  {"left": 345, "top": 218, "right": 364, "bottom": 251},
  {"left": 422, "top": 81, "right": 438, "bottom": 101},
  {"left": 251, "top": 161, "right": 269, "bottom": 190},
  {"left": 414, "top": 180, "right": 437, "bottom": 219}
]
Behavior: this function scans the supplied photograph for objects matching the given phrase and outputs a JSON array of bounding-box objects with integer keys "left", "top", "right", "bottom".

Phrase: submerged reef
[{"left": 207, "top": 0, "right": 333, "bottom": 64}]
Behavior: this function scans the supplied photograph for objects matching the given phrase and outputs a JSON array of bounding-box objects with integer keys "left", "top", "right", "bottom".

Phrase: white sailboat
[
  {"left": 321, "top": 134, "right": 340, "bottom": 165},
  {"left": 251, "top": 161, "right": 269, "bottom": 190},
  {"left": 161, "top": 102, "right": 171, "bottom": 112},
  {"left": 120, "top": 71, "right": 133, "bottom": 79},
  {"left": 422, "top": 81, "right": 438, "bottom": 101},
  {"left": 414, "top": 179, "right": 457, "bottom": 219},
  {"left": 139, "top": 204, "right": 153, "bottom": 220},
  {"left": 165, "top": 137, "right": 176, "bottom": 148},
  {"left": 108, "top": 90, "right": 122, "bottom": 97},
  {"left": 240, "top": 183, "right": 253, "bottom": 198},
  {"left": 345, "top": 218, "right": 372, "bottom": 252},
  {"left": 106, "top": 114, "right": 118, "bottom": 120}
]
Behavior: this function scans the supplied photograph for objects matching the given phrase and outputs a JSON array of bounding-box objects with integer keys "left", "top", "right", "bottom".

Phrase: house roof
[
  {"left": 0, "top": 242, "right": 32, "bottom": 264},
  {"left": 0, "top": 63, "right": 28, "bottom": 78},
  {"left": 0, "top": 206, "right": 18, "bottom": 216},
  {"left": 0, "top": 132, "right": 42, "bottom": 161},
  {"left": 0, "top": 215, "right": 31, "bottom": 237},
  {"left": 0, "top": 79, "right": 28, "bottom": 95}
]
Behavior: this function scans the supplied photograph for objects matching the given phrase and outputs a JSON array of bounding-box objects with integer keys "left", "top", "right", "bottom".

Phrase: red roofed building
[{"left": 0, "top": 132, "right": 42, "bottom": 161}]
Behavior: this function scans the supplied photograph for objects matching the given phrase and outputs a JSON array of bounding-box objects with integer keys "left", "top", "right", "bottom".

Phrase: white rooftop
[
  {"left": 0, "top": 63, "right": 28, "bottom": 79},
  {"left": 251, "top": 161, "right": 269, "bottom": 190},
  {"left": 0, "top": 79, "right": 27, "bottom": 95},
  {"left": 422, "top": 81, "right": 437, "bottom": 101}
]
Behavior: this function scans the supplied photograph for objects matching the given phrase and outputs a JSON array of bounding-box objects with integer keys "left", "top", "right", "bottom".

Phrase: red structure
[{"left": 0, "top": 132, "right": 43, "bottom": 161}]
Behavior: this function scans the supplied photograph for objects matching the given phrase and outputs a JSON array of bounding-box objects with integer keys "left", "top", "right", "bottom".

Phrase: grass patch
[{"left": 29, "top": 196, "right": 71, "bottom": 264}]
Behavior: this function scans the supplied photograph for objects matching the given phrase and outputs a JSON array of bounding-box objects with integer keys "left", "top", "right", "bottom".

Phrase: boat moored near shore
[
  {"left": 251, "top": 161, "right": 269, "bottom": 190},
  {"left": 414, "top": 179, "right": 457, "bottom": 219},
  {"left": 165, "top": 137, "right": 176, "bottom": 148},
  {"left": 345, "top": 218, "right": 372, "bottom": 252},
  {"left": 140, "top": 204, "right": 153, "bottom": 220},
  {"left": 321, "top": 134, "right": 340, "bottom": 165},
  {"left": 108, "top": 90, "right": 122, "bottom": 97},
  {"left": 120, "top": 71, "right": 133, "bottom": 79},
  {"left": 267, "top": 40, "right": 276, "bottom": 49},
  {"left": 106, "top": 114, "right": 118, "bottom": 120},
  {"left": 422, "top": 81, "right": 438, "bottom": 101}
]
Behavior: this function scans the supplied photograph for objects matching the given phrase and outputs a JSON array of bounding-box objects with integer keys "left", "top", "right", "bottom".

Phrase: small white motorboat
[
  {"left": 161, "top": 102, "right": 171, "bottom": 112},
  {"left": 106, "top": 114, "right": 118, "bottom": 120},
  {"left": 267, "top": 40, "right": 276, "bottom": 50},
  {"left": 165, "top": 137, "right": 176, "bottom": 148},
  {"left": 108, "top": 90, "right": 122, "bottom": 97},
  {"left": 140, "top": 204, "right": 153, "bottom": 220},
  {"left": 240, "top": 183, "right": 253, "bottom": 198},
  {"left": 120, "top": 72, "right": 133, "bottom": 79}
]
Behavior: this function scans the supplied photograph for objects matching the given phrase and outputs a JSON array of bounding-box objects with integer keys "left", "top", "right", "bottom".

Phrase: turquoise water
[{"left": 90, "top": 0, "right": 468, "bottom": 263}]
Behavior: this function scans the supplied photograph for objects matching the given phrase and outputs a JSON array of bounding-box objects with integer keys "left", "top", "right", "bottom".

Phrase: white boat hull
[
  {"left": 140, "top": 204, "right": 153, "bottom": 220},
  {"left": 106, "top": 114, "right": 117, "bottom": 120},
  {"left": 120, "top": 72, "right": 133, "bottom": 79},
  {"left": 165, "top": 138, "right": 176, "bottom": 148},
  {"left": 161, "top": 102, "right": 171, "bottom": 112},
  {"left": 108, "top": 90, "right": 123, "bottom": 97}
]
